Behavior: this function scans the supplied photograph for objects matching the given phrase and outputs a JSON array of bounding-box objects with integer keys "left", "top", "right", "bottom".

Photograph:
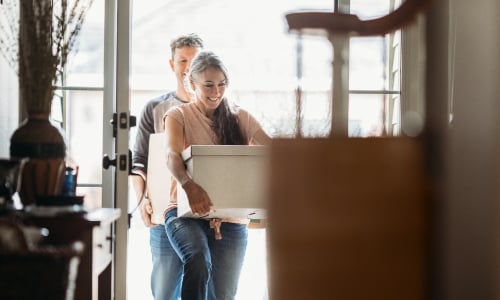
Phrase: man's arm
[
  {"left": 132, "top": 100, "right": 157, "bottom": 172},
  {"left": 131, "top": 100, "right": 158, "bottom": 227}
]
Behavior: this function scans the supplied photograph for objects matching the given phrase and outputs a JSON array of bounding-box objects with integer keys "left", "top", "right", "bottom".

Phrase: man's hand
[
  {"left": 182, "top": 180, "right": 213, "bottom": 215},
  {"left": 130, "top": 173, "right": 156, "bottom": 227},
  {"left": 139, "top": 197, "right": 155, "bottom": 227}
]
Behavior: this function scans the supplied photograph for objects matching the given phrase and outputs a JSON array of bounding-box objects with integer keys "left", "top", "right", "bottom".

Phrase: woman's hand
[{"left": 182, "top": 180, "right": 213, "bottom": 215}]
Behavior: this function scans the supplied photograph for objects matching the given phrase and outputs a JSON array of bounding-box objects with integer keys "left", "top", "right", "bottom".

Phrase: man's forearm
[{"left": 130, "top": 171, "right": 146, "bottom": 203}]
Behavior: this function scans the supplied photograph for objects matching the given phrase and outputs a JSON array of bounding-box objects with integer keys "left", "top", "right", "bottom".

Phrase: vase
[
  {"left": 10, "top": 113, "right": 67, "bottom": 206},
  {"left": 10, "top": 113, "right": 66, "bottom": 159}
]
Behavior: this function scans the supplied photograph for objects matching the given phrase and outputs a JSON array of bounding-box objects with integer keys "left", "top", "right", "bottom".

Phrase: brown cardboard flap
[{"left": 268, "top": 137, "right": 429, "bottom": 300}]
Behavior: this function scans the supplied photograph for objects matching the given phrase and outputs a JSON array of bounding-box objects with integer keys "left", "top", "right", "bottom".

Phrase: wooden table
[{"left": 24, "top": 208, "right": 121, "bottom": 300}]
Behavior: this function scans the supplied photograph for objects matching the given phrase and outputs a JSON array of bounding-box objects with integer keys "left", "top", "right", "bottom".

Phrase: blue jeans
[
  {"left": 164, "top": 209, "right": 248, "bottom": 300},
  {"left": 150, "top": 223, "right": 183, "bottom": 300}
]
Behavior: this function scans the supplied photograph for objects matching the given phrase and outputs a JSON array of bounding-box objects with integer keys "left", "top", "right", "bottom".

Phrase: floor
[{"left": 127, "top": 212, "right": 269, "bottom": 300}]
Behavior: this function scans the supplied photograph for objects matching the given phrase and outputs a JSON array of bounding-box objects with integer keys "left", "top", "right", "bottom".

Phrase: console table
[{"left": 25, "top": 208, "right": 121, "bottom": 300}]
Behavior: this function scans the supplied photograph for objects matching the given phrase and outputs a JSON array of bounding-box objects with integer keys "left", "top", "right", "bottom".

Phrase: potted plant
[{"left": 0, "top": 0, "right": 93, "bottom": 205}]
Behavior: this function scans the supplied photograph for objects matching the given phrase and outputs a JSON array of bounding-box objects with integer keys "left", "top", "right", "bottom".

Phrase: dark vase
[
  {"left": 9, "top": 113, "right": 67, "bottom": 206},
  {"left": 10, "top": 113, "right": 66, "bottom": 159}
]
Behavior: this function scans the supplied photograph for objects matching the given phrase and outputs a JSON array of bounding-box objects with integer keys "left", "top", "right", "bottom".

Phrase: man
[{"left": 130, "top": 33, "right": 204, "bottom": 300}]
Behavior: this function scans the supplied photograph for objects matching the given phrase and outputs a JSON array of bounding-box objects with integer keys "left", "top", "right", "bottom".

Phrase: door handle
[
  {"left": 102, "top": 150, "right": 133, "bottom": 174},
  {"left": 102, "top": 154, "right": 116, "bottom": 170}
]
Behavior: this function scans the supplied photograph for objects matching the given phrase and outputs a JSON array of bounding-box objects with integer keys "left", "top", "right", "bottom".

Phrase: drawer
[{"left": 92, "top": 222, "right": 113, "bottom": 275}]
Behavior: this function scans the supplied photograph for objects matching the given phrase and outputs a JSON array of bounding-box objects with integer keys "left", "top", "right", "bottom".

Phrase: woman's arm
[
  {"left": 164, "top": 115, "right": 190, "bottom": 186},
  {"left": 251, "top": 128, "right": 271, "bottom": 146},
  {"left": 238, "top": 108, "right": 272, "bottom": 146},
  {"left": 164, "top": 115, "right": 213, "bottom": 215}
]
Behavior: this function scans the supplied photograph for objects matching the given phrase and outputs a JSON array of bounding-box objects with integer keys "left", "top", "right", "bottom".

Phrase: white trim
[
  {"left": 401, "top": 14, "right": 426, "bottom": 136},
  {"left": 329, "top": 33, "right": 350, "bottom": 137},
  {"left": 103, "top": 0, "right": 118, "bottom": 298},
  {"left": 114, "top": 0, "right": 131, "bottom": 299}
]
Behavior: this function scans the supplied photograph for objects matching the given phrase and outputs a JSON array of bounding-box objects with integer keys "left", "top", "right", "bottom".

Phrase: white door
[
  {"left": 56, "top": 1, "right": 133, "bottom": 298},
  {"left": 108, "top": 1, "right": 132, "bottom": 299}
]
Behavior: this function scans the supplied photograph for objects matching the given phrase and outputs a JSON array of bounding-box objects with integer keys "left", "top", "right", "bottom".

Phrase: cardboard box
[
  {"left": 177, "top": 145, "right": 269, "bottom": 219},
  {"left": 147, "top": 133, "right": 171, "bottom": 225}
]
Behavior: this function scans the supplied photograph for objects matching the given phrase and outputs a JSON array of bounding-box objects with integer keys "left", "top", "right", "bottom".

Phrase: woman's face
[{"left": 192, "top": 67, "right": 227, "bottom": 111}]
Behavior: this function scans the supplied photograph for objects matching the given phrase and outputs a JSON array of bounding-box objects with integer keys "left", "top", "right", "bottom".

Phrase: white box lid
[{"left": 182, "top": 145, "right": 268, "bottom": 160}]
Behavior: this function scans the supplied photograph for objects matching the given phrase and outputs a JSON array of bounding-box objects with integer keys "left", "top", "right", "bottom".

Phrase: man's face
[{"left": 170, "top": 46, "right": 200, "bottom": 85}]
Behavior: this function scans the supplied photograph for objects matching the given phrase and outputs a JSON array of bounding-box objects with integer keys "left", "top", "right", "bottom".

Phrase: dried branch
[
  {"left": 0, "top": 0, "right": 94, "bottom": 113},
  {"left": 0, "top": 0, "right": 19, "bottom": 70}
]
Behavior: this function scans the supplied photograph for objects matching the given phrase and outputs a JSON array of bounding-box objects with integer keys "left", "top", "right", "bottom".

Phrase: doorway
[
  {"left": 39, "top": 0, "right": 404, "bottom": 298},
  {"left": 126, "top": 1, "right": 333, "bottom": 299}
]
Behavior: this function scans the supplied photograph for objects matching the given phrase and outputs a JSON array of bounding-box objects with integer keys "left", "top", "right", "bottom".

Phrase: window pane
[
  {"left": 230, "top": 89, "right": 296, "bottom": 138},
  {"left": 77, "top": 186, "right": 102, "bottom": 209},
  {"left": 300, "top": 90, "right": 332, "bottom": 137},
  {"left": 66, "top": 90, "right": 103, "bottom": 185},
  {"left": 349, "top": 94, "right": 385, "bottom": 137},
  {"left": 350, "top": 36, "right": 388, "bottom": 90},
  {"left": 128, "top": 91, "right": 160, "bottom": 150},
  {"left": 350, "top": 0, "right": 393, "bottom": 19},
  {"left": 66, "top": 0, "right": 105, "bottom": 87},
  {"left": 0, "top": 58, "right": 18, "bottom": 157},
  {"left": 301, "top": 37, "right": 332, "bottom": 91}
]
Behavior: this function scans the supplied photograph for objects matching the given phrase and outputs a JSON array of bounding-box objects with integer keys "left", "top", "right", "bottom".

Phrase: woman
[{"left": 162, "top": 50, "right": 271, "bottom": 300}]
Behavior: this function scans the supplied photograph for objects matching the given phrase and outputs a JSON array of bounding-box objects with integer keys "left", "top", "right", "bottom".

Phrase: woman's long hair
[{"left": 190, "top": 51, "right": 245, "bottom": 145}]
